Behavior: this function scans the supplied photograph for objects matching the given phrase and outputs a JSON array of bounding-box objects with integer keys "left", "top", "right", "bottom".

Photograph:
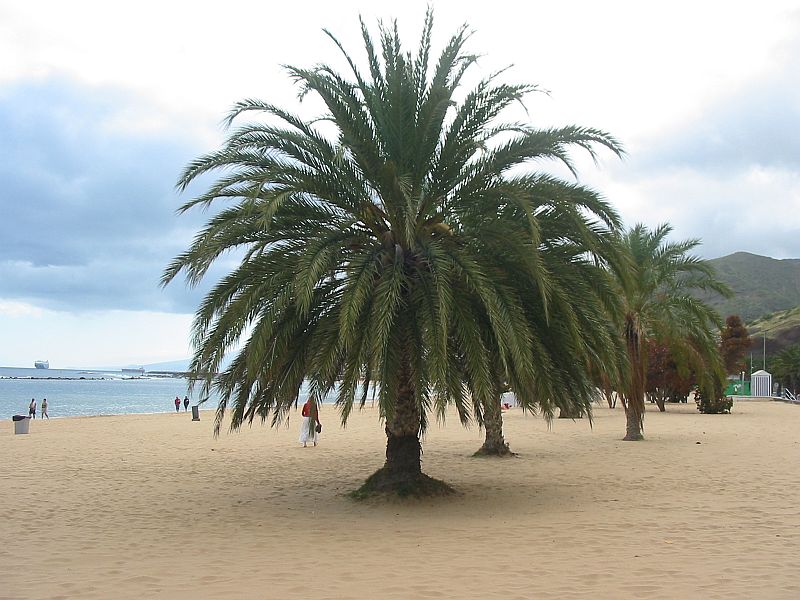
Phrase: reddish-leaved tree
[
  {"left": 720, "top": 315, "right": 751, "bottom": 375},
  {"left": 645, "top": 340, "right": 696, "bottom": 411}
]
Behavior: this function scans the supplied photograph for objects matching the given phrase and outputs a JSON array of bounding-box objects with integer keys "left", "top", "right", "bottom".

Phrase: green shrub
[{"left": 695, "top": 383, "right": 733, "bottom": 414}]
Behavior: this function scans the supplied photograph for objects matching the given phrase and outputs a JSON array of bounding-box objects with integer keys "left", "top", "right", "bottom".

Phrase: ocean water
[
  {"left": 0, "top": 366, "right": 218, "bottom": 418},
  {"left": 0, "top": 367, "right": 347, "bottom": 419}
]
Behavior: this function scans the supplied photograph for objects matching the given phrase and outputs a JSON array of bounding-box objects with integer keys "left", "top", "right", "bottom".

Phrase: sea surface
[
  {"left": 0, "top": 366, "right": 219, "bottom": 418},
  {"left": 0, "top": 367, "right": 349, "bottom": 419}
]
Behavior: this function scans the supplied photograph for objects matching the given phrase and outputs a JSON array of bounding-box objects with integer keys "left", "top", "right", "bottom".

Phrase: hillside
[
  {"left": 748, "top": 306, "right": 800, "bottom": 354},
  {"left": 705, "top": 252, "right": 800, "bottom": 322}
]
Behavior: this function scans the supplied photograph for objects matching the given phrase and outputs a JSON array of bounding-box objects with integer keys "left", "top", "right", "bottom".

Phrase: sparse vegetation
[
  {"left": 704, "top": 253, "right": 800, "bottom": 322},
  {"left": 771, "top": 344, "right": 800, "bottom": 393},
  {"left": 695, "top": 381, "right": 733, "bottom": 414}
]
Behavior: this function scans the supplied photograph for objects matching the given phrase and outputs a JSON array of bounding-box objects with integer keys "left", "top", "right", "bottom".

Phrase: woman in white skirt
[{"left": 299, "top": 397, "right": 321, "bottom": 447}]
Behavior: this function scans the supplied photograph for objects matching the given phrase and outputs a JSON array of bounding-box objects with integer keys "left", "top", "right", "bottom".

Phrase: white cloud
[
  {"left": 0, "top": 300, "right": 43, "bottom": 317},
  {"left": 2, "top": 1, "right": 798, "bottom": 140},
  {"left": 0, "top": 307, "right": 193, "bottom": 367},
  {"left": 609, "top": 165, "right": 800, "bottom": 259}
]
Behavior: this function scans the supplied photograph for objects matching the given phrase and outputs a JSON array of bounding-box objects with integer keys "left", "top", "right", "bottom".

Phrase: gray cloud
[
  {"left": 626, "top": 16, "right": 800, "bottom": 176},
  {"left": 635, "top": 89, "right": 800, "bottom": 175},
  {"left": 2, "top": 59, "right": 798, "bottom": 322},
  {"left": 604, "top": 33, "right": 800, "bottom": 261},
  {"left": 0, "top": 78, "right": 231, "bottom": 312}
]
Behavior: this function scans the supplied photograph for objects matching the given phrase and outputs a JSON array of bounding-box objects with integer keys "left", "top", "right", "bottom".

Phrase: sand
[{"left": 1, "top": 400, "right": 799, "bottom": 600}]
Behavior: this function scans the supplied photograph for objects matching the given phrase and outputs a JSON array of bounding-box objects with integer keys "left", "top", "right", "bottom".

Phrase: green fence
[{"left": 724, "top": 380, "right": 750, "bottom": 396}]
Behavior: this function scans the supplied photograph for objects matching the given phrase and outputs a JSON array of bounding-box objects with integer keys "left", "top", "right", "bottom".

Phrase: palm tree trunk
[
  {"left": 354, "top": 347, "right": 453, "bottom": 497},
  {"left": 623, "top": 317, "right": 645, "bottom": 441},
  {"left": 624, "top": 408, "right": 643, "bottom": 440},
  {"left": 474, "top": 395, "right": 513, "bottom": 456},
  {"left": 597, "top": 370, "right": 616, "bottom": 408},
  {"left": 383, "top": 358, "right": 421, "bottom": 477}
]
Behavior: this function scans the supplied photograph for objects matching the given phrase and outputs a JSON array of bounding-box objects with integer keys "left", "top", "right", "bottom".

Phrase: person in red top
[
  {"left": 299, "top": 398, "right": 321, "bottom": 447},
  {"left": 174, "top": 396, "right": 181, "bottom": 413}
]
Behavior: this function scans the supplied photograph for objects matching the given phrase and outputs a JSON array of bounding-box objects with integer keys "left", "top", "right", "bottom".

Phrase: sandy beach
[{"left": 2, "top": 400, "right": 799, "bottom": 599}]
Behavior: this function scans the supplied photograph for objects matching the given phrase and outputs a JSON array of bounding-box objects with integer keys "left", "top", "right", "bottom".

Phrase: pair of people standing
[
  {"left": 174, "top": 396, "right": 191, "bottom": 412},
  {"left": 28, "top": 398, "right": 48, "bottom": 419},
  {"left": 299, "top": 398, "right": 322, "bottom": 447}
]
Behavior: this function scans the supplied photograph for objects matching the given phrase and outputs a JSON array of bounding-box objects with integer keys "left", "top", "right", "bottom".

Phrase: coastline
[
  {"left": 2, "top": 402, "right": 799, "bottom": 599},
  {"left": 5, "top": 408, "right": 218, "bottom": 421}
]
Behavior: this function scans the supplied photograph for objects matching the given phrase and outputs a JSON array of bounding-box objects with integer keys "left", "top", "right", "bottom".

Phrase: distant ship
[{"left": 34, "top": 360, "right": 49, "bottom": 369}]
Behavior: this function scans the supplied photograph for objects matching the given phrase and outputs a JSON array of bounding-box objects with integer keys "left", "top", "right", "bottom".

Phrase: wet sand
[{"left": 1, "top": 400, "right": 799, "bottom": 599}]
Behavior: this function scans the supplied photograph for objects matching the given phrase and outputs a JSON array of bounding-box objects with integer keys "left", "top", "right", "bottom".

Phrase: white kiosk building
[{"left": 751, "top": 370, "right": 773, "bottom": 397}]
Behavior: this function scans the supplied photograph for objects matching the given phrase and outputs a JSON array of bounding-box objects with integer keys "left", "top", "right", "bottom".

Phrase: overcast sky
[{"left": 1, "top": 0, "right": 799, "bottom": 368}]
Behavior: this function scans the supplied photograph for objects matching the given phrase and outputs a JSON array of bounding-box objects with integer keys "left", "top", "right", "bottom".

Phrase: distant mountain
[
  {"left": 705, "top": 252, "right": 800, "bottom": 322},
  {"left": 143, "top": 359, "right": 191, "bottom": 372},
  {"left": 142, "top": 356, "right": 233, "bottom": 373}
]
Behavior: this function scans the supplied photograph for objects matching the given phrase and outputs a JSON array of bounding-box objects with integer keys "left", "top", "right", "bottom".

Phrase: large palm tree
[
  {"left": 163, "top": 12, "right": 623, "bottom": 494},
  {"left": 616, "top": 224, "right": 730, "bottom": 440}
]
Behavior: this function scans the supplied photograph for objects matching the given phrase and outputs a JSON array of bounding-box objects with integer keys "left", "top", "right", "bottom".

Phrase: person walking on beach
[
  {"left": 41, "top": 398, "right": 49, "bottom": 419},
  {"left": 183, "top": 395, "right": 190, "bottom": 411},
  {"left": 174, "top": 396, "right": 181, "bottom": 412},
  {"left": 29, "top": 398, "right": 36, "bottom": 419},
  {"left": 299, "top": 398, "right": 321, "bottom": 447}
]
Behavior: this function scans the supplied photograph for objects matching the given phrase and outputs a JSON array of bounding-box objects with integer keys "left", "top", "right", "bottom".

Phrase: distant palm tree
[
  {"left": 615, "top": 224, "right": 730, "bottom": 440},
  {"left": 473, "top": 228, "right": 626, "bottom": 455},
  {"left": 772, "top": 344, "right": 800, "bottom": 394},
  {"left": 163, "top": 11, "right": 622, "bottom": 494}
]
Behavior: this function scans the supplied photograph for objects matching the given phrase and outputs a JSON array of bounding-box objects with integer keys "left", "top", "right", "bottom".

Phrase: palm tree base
[
  {"left": 624, "top": 409, "right": 644, "bottom": 441},
  {"left": 558, "top": 407, "right": 583, "bottom": 419},
  {"left": 350, "top": 467, "right": 456, "bottom": 500},
  {"left": 473, "top": 441, "right": 516, "bottom": 457}
]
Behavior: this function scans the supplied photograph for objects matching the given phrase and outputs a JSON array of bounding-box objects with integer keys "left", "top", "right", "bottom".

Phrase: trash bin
[
  {"left": 191, "top": 405, "right": 200, "bottom": 421},
  {"left": 12, "top": 415, "right": 31, "bottom": 434}
]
